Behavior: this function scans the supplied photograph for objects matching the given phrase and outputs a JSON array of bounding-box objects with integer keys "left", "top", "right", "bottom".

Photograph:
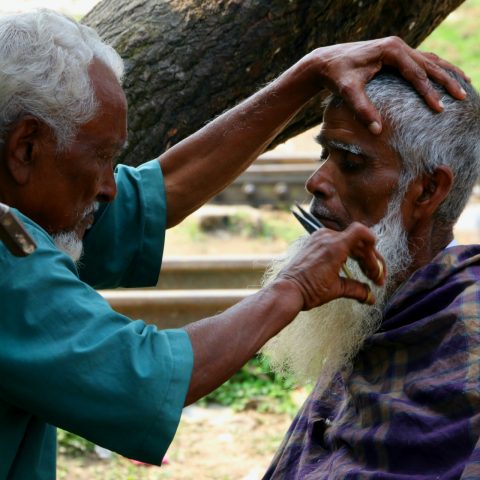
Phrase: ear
[
  {"left": 3, "top": 116, "right": 45, "bottom": 185},
  {"left": 409, "top": 166, "right": 454, "bottom": 221}
]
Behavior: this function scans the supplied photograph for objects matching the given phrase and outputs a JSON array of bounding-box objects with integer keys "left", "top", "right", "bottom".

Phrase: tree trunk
[{"left": 83, "top": 0, "right": 465, "bottom": 166}]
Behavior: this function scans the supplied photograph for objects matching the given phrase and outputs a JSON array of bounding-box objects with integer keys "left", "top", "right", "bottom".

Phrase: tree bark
[{"left": 83, "top": 0, "right": 465, "bottom": 166}]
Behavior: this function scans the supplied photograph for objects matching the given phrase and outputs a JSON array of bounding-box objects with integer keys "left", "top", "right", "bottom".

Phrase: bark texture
[{"left": 83, "top": 0, "right": 465, "bottom": 166}]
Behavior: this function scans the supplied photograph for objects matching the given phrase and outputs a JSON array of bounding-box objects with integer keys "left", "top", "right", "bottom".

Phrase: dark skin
[
  {"left": 0, "top": 63, "right": 126, "bottom": 237},
  {"left": 308, "top": 101, "right": 454, "bottom": 285},
  {"left": 0, "top": 37, "right": 464, "bottom": 405},
  {"left": 160, "top": 37, "right": 467, "bottom": 228}
]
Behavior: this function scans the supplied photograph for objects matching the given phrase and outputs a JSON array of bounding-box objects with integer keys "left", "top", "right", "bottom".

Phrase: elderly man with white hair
[
  {"left": 262, "top": 71, "right": 480, "bottom": 478},
  {"left": 0, "top": 8, "right": 468, "bottom": 479}
]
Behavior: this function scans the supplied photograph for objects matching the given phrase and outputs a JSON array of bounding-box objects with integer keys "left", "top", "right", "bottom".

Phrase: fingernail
[
  {"left": 438, "top": 100, "right": 445, "bottom": 110},
  {"left": 364, "top": 289, "right": 373, "bottom": 305},
  {"left": 368, "top": 121, "right": 381, "bottom": 135},
  {"left": 460, "top": 87, "right": 467, "bottom": 97}
]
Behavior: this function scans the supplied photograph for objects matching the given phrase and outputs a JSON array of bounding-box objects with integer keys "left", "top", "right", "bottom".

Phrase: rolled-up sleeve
[
  {"left": 0, "top": 235, "right": 193, "bottom": 463},
  {"left": 79, "top": 159, "right": 167, "bottom": 289}
]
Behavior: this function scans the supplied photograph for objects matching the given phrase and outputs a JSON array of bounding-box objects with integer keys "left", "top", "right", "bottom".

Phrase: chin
[{"left": 52, "top": 231, "right": 84, "bottom": 262}]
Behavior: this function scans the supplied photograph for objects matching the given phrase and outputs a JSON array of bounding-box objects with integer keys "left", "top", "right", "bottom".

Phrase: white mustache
[
  {"left": 81, "top": 202, "right": 99, "bottom": 220},
  {"left": 309, "top": 202, "right": 343, "bottom": 226}
]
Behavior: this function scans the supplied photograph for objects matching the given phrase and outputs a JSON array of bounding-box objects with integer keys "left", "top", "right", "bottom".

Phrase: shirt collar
[{"left": 446, "top": 238, "right": 458, "bottom": 249}]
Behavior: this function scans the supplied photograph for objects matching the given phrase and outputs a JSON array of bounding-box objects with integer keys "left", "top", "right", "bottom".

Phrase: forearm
[
  {"left": 160, "top": 59, "right": 317, "bottom": 227},
  {"left": 159, "top": 38, "right": 467, "bottom": 227},
  {"left": 183, "top": 279, "right": 303, "bottom": 405},
  {"left": 183, "top": 223, "right": 387, "bottom": 405}
]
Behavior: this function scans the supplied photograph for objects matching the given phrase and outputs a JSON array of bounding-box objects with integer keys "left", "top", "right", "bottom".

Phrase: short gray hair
[
  {"left": 328, "top": 72, "right": 480, "bottom": 227},
  {"left": 0, "top": 9, "right": 124, "bottom": 149},
  {"left": 370, "top": 72, "right": 480, "bottom": 227}
]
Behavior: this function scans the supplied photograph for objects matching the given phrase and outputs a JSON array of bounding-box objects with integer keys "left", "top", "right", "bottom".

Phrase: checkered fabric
[{"left": 264, "top": 245, "right": 480, "bottom": 479}]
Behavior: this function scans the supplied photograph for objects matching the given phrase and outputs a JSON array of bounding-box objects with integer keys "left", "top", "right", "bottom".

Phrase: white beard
[
  {"left": 52, "top": 230, "right": 84, "bottom": 263},
  {"left": 52, "top": 203, "right": 98, "bottom": 263},
  {"left": 261, "top": 196, "right": 412, "bottom": 392}
]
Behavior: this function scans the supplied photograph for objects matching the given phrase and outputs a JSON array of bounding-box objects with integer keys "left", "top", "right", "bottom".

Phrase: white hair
[
  {"left": 367, "top": 73, "right": 480, "bottom": 226},
  {"left": 0, "top": 9, "right": 124, "bottom": 149},
  {"left": 327, "top": 72, "right": 480, "bottom": 227}
]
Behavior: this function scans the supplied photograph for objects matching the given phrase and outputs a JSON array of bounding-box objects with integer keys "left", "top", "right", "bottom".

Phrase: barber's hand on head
[
  {"left": 275, "top": 222, "right": 386, "bottom": 311},
  {"left": 304, "top": 36, "right": 469, "bottom": 135}
]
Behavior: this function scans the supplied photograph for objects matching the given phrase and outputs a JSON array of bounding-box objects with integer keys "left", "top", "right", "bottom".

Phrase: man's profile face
[
  {"left": 306, "top": 102, "right": 402, "bottom": 230},
  {"left": 264, "top": 103, "right": 415, "bottom": 385},
  {"left": 13, "top": 60, "right": 128, "bottom": 239}
]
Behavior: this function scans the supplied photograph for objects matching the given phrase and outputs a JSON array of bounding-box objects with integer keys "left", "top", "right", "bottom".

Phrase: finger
[
  {"left": 340, "top": 277, "right": 375, "bottom": 305},
  {"left": 357, "top": 244, "right": 386, "bottom": 285},
  {"left": 341, "top": 223, "right": 386, "bottom": 285},
  {"left": 336, "top": 78, "right": 383, "bottom": 134},
  {"left": 387, "top": 54, "right": 444, "bottom": 112},
  {"left": 421, "top": 51, "right": 471, "bottom": 83},
  {"left": 378, "top": 38, "right": 445, "bottom": 112},
  {"left": 354, "top": 249, "right": 386, "bottom": 286},
  {"left": 422, "top": 59, "right": 467, "bottom": 100}
]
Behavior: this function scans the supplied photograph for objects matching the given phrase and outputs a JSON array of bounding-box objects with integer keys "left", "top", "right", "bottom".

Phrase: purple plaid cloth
[{"left": 264, "top": 245, "right": 480, "bottom": 479}]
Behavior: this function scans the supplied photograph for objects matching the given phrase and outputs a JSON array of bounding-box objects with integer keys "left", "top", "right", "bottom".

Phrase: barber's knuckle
[
  {"left": 426, "top": 51, "right": 439, "bottom": 61},
  {"left": 426, "top": 60, "right": 441, "bottom": 72},
  {"left": 347, "top": 221, "right": 363, "bottom": 234},
  {"left": 337, "top": 80, "right": 355, "bottom": 98},
  {"left": 384, "top": 36, "right": 403, "bottom": 52},
  {"left": 310, "top": 229, "right": 326, "bottom": 243},
  {"left": 417, "top": 69, "right": 429, "bottom": 82}
]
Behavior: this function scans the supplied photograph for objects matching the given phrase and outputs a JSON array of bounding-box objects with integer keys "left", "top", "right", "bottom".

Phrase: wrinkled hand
[
  {"left": 304, "top": 36, "right": 469, "bottom": 135},
  {"left": 276, "top": 222, "right": 385, "bottom": 310}
]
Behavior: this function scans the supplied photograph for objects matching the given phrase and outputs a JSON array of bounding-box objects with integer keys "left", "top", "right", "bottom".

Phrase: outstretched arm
[
  {"left": 159, "top": 37, "right": 467, "bottom": 227},
  {"left": 184, "top": 222, "right": 386, "bottom": 405}
]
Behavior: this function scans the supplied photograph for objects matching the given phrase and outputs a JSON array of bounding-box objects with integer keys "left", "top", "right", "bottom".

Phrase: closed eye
[
  {"left": 319, "top": 147, "right": 329, "bottom": 166},
  {"left": 338, "top": 152, "right": 365, "bottom": 173}
]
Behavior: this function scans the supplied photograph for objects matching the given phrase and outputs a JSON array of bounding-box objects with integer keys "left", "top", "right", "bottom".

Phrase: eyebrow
[{"left": 315, "top": 134, "right": 365, "bottom": 156}]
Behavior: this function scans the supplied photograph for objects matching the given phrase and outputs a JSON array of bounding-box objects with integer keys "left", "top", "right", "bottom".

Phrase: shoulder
[{"left": 0, "top": 210, "right": 77, "bottom": 280}]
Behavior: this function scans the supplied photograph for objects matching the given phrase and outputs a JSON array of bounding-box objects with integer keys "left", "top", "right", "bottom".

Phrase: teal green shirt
[{"left": 0, "top": 160, "right": 193, "bottom": 479}]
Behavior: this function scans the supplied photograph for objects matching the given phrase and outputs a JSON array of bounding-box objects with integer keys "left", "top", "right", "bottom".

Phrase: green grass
[
  {"left": 198, "top": 355, "right": 300, "bottom": 415},
  {"left": 57, "top": 428, "right": 94, "bottom": 456},
  {"left": 420, "top": 0, "right": 480, "bottom": 89}
]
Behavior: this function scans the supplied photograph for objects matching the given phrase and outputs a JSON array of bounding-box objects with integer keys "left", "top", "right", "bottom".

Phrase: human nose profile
[
  {"left": 305, "top": 164, "right": 336, "bottom": 199},
  {"left": 97, "top": 168, "right": 117, "bottom": 203}
]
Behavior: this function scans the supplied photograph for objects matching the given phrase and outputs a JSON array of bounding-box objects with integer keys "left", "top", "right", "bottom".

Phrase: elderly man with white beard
[
  {"left": 8, "top": 9, "right": 477, "bottom": 479},
  {"left": 262, "top": 71, "right": 480, "bottom": 479}
]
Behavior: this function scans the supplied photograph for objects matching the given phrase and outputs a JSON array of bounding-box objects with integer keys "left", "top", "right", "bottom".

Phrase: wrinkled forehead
[{"left": 318, "top": 101, "right": 400, "bottom": 168}]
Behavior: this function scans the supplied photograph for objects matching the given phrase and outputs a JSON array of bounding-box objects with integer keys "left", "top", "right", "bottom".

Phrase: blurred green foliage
[
  {"left": 57, "top": 429, "right": 94, "bottom": 456},
  {"left": 199, "top": 355, "right": 300, "bottom": 414},
  {"left": 420, "top": 0, "right": 480, "bottom": 89}
]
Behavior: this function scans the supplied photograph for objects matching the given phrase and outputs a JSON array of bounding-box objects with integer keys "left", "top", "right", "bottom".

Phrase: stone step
[{"left": 100, "top": 288, "right": 258, "bottom": 329}]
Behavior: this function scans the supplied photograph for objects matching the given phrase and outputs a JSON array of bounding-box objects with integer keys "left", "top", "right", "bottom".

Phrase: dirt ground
[{"left": 57, "top": 406, "right": 295, "bottom": 480}]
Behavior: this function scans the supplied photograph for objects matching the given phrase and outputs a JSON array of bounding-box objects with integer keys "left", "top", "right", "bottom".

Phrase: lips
[
  {"left": 75, "top": 203, "right": 99, "bottom": 235},
  {"left": 309, "top": 204, "right": 344, "bottom": 231}
]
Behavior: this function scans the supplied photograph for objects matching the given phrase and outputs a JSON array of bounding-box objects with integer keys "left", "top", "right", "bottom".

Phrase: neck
[{"left": 404, "top": 221, "right": 454, "bottom": 285}]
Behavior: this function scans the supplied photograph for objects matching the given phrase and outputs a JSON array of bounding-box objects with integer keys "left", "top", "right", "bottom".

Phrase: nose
[
  {"left": 97, "top": 164, "right": 117, "bottom": 203},
  {"left": 305, "top": 162, "right": 336, "bottom": 199}
]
